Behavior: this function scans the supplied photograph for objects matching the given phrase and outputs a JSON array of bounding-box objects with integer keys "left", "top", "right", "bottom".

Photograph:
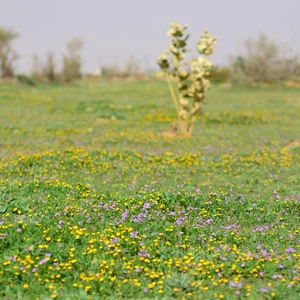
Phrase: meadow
[{"left": 0, "top": 80, "right": 299, "bottom": 299}]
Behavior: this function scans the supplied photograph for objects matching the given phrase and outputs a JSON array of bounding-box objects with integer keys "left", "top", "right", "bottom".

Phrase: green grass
[{"left": 0, "top": 80, "right": 299, "bottom": 299}]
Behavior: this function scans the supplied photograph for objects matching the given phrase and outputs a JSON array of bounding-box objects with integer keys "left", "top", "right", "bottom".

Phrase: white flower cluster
[
  {"left": 197, "top": 31, "right": 217, "bottom": 55},
  {"left": 190, "top": 57, "right": 213, "bottom": 79},
  {"left": 157, "top": 50, "right": 170, "bottom": 70},
  {"left": 167, "top": 22, "right": 188, "bottom": 37}
]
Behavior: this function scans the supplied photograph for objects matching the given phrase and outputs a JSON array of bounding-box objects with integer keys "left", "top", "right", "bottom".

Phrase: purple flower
[
  {"left": 133, "top": 214, "right": 144, "bottom": 223},
  {"left": 38, "top": 258, "right": 48, "bottom": 265},
  {"left": 45, "top": 253, "right": 52, "bottom": 257},
  {"left": 143, "top": 288, "right": 148, "bottom": 293},
  {"left": 143, "top": 203, "right": 150, "bottom": 209},
  {"left": 10, "top": 256, "right": 16, "bottom": 262},
  {"left": 16, "top": 228, "right": 22, "bottom": 232},
  {"left": 286, "top": 248, "right": 296, "bottom": 253},
  {"left": 111, "top": 237, "right": 118, "bottom": 244},
  {"left": 121, "top": 209, "right": 129, "bottom": 223},
  {"left": 259, "top": 272, "right": 264, "bottom": 277},
  {"left": 32, "top": 268, "right": 38, "bottom": 273},
  {"left": 230, "top": 281, "right": 243, "bottom": 288},
  {"left": 260, "top": 288, "right": 267, "bottom": 293},
  {"left": 138, "top": 249, "right": 150, "bottom": 258},
  {"left": 130, "top": 231, "right": 138, "bottom": 238},
  {"left": 278, "top": 264, "right": 284, "bottom": 269},
  {"left": 175, "top": 217, "right": 186, "bottom": 227}
]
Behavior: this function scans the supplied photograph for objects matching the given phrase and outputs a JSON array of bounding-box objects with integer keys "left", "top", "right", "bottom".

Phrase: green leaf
[
  {"left": 184, "top": 34, "right": 190, "bottom": 41},
  {"left": 176, "top": 39, "right": 186, "bottom": 48},
  {"left": 157, "top": 58, "right": 169, "bottom": 69},
  {"left": 0, "top": 204, "right": 8, "bottom": 213},
  {"left": 179, "top": 84, "right": 188, "bottom": 91},
  {"left": 173, "top": 31, "right": 183, "bottom": 37}
]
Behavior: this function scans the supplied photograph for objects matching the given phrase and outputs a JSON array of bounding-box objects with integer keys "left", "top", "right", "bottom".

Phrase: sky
[{"left": 1, "top": 0, "right": 299, "bottom": 73}]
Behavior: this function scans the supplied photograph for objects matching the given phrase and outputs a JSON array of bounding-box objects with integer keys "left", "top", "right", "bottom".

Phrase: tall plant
[{"left": 157, "top": 22, "right": 216, "bottom": 135}]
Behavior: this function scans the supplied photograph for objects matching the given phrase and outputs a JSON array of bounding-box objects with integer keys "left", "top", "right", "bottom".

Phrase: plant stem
[
  {"left": 188, "top": 116, "right": 196, "bottom": 136},
  {"left": 166, "top": 74, "right": 179, "bottom": 115}
]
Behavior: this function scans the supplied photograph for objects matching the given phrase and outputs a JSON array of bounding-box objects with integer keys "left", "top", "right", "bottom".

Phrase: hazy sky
[{"left": 1, "top": 0, "right": 299, "bottom": 73}]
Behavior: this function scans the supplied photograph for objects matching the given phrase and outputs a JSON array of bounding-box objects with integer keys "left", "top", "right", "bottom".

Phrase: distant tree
[
  {"left": 31, "top": 54, "right": 43, "bottom": 81},
  {"left": 31, "top": 52, "right": 57, "bottom": 82},
  {"left": 101, "top": 65, "right": 118, "bottom": 78},
  {"left": 231, "top": 33, "right": 300, "bottom": 83},
  {"left": 0, "top": 28, "right": 19, "bottom": 78},
  {"left": 62, "top": 38, "right": 84, "bottom": 82},
  {"left": 43, "top": 51, "right": 56, "bottom": 82}
]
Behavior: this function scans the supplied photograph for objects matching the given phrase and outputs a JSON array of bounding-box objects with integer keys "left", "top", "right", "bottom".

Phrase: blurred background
[{"left": 0, "top": 0, "right": 300, "bottom": 84}]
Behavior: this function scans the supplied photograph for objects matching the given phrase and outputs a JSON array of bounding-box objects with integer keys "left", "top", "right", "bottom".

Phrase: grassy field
[{"left": 0, "top": 80, "right": 299, "bottom": 299}]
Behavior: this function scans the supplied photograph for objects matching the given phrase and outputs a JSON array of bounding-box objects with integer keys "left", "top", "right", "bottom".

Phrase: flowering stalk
[{"left": 157, "top": 22, "right": 216, "bottom": 136}]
